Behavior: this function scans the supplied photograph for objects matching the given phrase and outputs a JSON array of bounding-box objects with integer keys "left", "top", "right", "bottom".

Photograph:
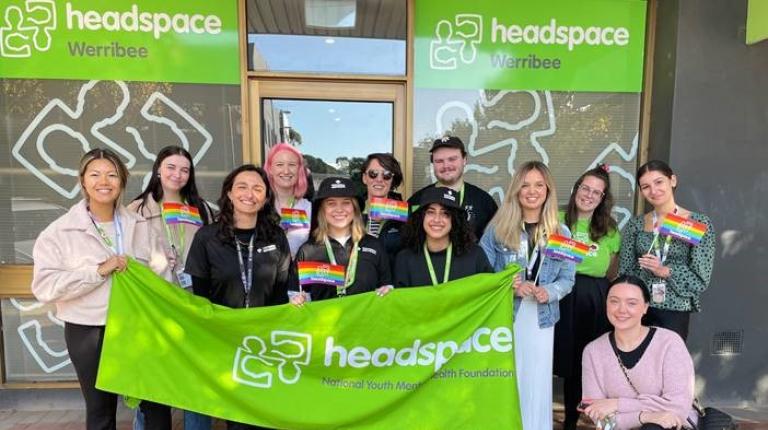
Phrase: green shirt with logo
[{"left": 559, "top": 212, "right": 621, "bottom": 278}]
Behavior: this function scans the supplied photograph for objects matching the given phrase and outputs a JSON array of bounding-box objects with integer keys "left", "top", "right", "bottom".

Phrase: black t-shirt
[
  {"left": 393, "top": 244, "right": 493, "bottom": 288},
  {"left": 294, "top": 234, "right": 391, "bottom": 301},
  {"left": 185, "top": 223, "right": 295, "bottom": 309},
  {"left": 408, "top": 182, "right": 498, "bottom": 240},
  {"left": 610, "top": 327, "right": 657, "bottom": 369}
]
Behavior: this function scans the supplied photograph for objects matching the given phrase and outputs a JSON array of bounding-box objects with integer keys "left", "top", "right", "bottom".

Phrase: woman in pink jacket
[
  {"left": 31, "top": 148, "right": 169, "bottom": 430},
  {"left": 581, "top": 275, "right": 697, "bottom": 429}
]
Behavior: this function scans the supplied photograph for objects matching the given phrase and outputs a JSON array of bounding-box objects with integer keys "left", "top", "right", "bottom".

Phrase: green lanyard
[
  {"left": 424, "top": 243, "right": 452, "bottom": 286},
  {"left": 160, "top": 204, "right": 186, "bottom": 261},
  {"left": 324, "top": 237, "right": 359, "bottom": 296}
]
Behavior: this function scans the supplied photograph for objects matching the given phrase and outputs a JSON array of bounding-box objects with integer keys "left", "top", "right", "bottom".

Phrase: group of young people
[{"left": 30, "top": 135, "right": 715, "bottom": 430}]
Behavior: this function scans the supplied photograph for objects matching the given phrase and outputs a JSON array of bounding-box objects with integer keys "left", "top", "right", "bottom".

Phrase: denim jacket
[{"left": 479, "top": 223, "right": 576, "bottom": 328}]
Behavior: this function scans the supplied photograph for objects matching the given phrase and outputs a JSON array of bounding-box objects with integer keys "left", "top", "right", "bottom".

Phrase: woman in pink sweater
[{"left": 581, "top": 275, "right": 698, "bottom": 429}]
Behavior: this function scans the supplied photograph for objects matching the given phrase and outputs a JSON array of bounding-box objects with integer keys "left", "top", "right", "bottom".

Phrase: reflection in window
[
  {"left": 412, "top": 88, "right": 641, "bottom": 228},
  {"left": 262, "top": 98, "right": 392, "bottom": 192},
  {"left": 246, "top": 0, "right": 406, "bottom": 75},
  {"left": 0, "top": 79, "right": 242, "bottom": 264}
]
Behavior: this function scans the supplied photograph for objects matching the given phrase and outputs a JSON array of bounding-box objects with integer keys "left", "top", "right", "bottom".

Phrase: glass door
[{"left": 248, "top": 80, "right": 409, "bottom": 194}]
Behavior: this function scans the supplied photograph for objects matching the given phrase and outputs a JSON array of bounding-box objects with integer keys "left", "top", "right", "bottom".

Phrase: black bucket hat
[
  {"left": 310, "top": 177, "right": 365, "bottom": 233},
  {"left": 418, "top": 186, "right": 461, "bottom": 210}
]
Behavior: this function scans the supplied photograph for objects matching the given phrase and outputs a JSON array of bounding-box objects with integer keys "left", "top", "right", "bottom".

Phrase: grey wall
[{"left": 650, "top": 0, "right": 768, "bottom": 404}]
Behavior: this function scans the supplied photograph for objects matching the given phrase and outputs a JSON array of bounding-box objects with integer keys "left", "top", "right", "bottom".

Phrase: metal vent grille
[{"left": 711, "top": 330, "right": 744, "bottom": 355}]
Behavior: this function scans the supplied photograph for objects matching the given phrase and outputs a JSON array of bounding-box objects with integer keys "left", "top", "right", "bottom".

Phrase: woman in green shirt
[
  {"left": 618, "top": 160, "right": 715, "bottom": 341},
  {"left": 554, "top": 164, "right": 621, "bottom": 430}
]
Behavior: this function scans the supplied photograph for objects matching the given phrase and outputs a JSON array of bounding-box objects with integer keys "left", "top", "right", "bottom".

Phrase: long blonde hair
[
  {"left": 490, "top": 161, "right": 561, "bottom": 252},
  {"left": 313, "top": 198, "right": 366, "bottom": 244}
]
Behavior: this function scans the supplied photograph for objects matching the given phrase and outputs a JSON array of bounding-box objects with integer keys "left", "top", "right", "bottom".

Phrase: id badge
[
  {"left": 651, "top": 281, "right": 666, "bottom": 304},
  {"left": 176, "top": 268, "right": 193, "bottom": 289}
]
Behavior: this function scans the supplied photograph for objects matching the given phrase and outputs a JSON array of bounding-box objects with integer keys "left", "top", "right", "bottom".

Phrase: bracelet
[{"left": 638, "top": 411, "right": 644, "bottom": 424}]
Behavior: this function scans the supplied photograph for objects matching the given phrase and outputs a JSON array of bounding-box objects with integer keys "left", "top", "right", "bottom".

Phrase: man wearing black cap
[{"left": 408, "top": 136, "right": 498, "bottom": 240}]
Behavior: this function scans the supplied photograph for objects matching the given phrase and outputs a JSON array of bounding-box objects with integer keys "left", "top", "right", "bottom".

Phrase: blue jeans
[
  {"left": 185, "top": 410, "right": 212, "bottom": 429},
  {"left": 134, "top": 408, "right": 211, "bottom": 430}
]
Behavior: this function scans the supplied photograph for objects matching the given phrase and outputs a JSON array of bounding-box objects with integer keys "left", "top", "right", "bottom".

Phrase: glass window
[
  {"left": 262, "top": 98, "right": 393, "bottom": 193},
  {"left": 0, "top": 79, "right": 242, "bottom": 265},
  {"left": 246, "top": 0, "right": 407, "bottom": 75},
  {"left": 413, "top": 88, "right": 641, "bottom": 228},
  {"left": 1, "top": 299, "right": 76, "bottom": 382}
]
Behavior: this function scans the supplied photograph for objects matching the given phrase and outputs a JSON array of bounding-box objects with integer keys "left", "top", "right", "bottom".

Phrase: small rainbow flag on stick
[
  {"left": 659, "top": 213, "right": 708, "bottom": 245},
  {"left": 162, "top": 202, "right": 203, "bottom": 226},
  {"left": 298, "top": 261, "right": 345, "bottom": 287},
  {"left": 280, "top": 208, "right": 309, "bottom": 229},
  {"left": 370, "top": 197, "right": 408, "bottom": 222},
  {"left": 543, "top": 234, "right": 590, "bottom": 264}
]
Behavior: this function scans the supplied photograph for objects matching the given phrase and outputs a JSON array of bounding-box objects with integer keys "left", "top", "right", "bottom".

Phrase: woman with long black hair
[
  {"left": 394, "top": 187, "right": 492, "bottom": 287},
  {"left": 128, "top": 145, "right": 213, "bottom": 430}
]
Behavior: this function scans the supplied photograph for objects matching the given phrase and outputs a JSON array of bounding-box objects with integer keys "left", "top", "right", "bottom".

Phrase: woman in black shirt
[
  {"left": 186, "top": 164, "right": 294, "bottom": 310},
  {"left": 395, "top": 187, "right": 492, "bottom": 287},
  {"left": 291, "top": 177, "right": 392, "bottom": 304}
]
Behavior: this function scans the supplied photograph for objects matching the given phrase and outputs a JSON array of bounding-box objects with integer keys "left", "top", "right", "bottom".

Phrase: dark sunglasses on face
[{"left": 366, "top": 169, "right": 394, "bottom": 181}]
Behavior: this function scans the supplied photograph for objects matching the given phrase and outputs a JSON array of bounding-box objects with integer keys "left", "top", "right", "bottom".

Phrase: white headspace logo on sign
[
  {"left": 430, "top": 14, "right": 483, "bottom": 70},
  {"left": 0, "top": 0, "right": 56, "bottom": 58}
]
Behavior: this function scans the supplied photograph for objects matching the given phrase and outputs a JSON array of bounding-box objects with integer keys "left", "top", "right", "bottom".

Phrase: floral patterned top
[{"left": 618, "top": 212, "right": 715, "bottom": 312}]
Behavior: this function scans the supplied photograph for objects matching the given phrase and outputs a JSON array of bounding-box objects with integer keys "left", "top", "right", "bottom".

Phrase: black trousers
[
  {"left": 65, "top": 322, "right": 171, "bottom": 430},
  {"left": 65, "top": 323, "right": 118, "bottom": 430},
  {"left": 227, "top": 422, "right": 272, "bottom": 430},
  {"left": 640, "top": 424, "right": 668, "bottom": 429},
  {"left": 644, "top": 307, "right": 691, "bottom": 341}
]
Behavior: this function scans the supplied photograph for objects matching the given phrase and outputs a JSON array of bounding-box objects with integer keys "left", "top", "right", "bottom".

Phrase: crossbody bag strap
[{"left": 609, "top": 333, "right": 641, "bottom": 396}]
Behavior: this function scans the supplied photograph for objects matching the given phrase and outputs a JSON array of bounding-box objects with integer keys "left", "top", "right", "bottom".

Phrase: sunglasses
[{"left": 366, "top": 169, "right": 394, "bottom": 181}]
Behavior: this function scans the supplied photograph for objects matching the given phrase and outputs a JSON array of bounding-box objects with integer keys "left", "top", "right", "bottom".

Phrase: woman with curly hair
[
  {"left": 479, "top": 160, "right": 575, "bottom": 430},
  {"left": 554, "top": 165, "right": 621, "bottom": 430},
  {"left": 394, "top": 187, "right": 492, "bottom": 287}
]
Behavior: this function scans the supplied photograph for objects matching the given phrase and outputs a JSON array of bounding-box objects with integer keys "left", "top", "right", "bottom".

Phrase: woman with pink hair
[{"left": 264, "top": 143, "right": 311, "bottom": 256}]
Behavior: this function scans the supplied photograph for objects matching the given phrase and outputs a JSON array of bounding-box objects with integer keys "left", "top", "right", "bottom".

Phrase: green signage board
[
  {"left": 0, "top": 0, "right": 239, "bottom": 84},
  {"left": 415, "top": 0, "right": 647, "bottom": 92},
  {"left": 97, "top": 260, "right": 523, "bottom": 429}
]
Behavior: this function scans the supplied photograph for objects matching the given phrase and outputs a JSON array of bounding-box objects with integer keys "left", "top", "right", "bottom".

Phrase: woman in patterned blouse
[{"left": 618, "top": 160, "right": 715, "bottom": 341}]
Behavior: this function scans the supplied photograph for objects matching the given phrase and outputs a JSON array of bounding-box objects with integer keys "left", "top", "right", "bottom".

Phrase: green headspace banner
[
  {"left": 97, "top": 261, "right": 523, "bottom": 429},
  {"left": 0, "top": 0, "right": 239, "bottom": 84},
  {"left": 415, "top": 0, "right": 648, "bottom": 92},
  {"left": 747, "top": 0, "right": 768, "bottom": 45}
]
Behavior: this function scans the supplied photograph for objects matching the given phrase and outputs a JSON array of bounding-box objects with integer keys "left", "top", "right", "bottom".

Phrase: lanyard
[
  {"left": 521, "top": 225, "right": 545, "bottom": 283},
  {"left": 458, "top": 182, "right": 465, "bottom": 206},
  {"left": 651, "top": 207, "right": 677, "bottom": 264},
  {"left": 324, "top": 237, "right": 359, "bottom": 296},
  {"left": 88, "top": 210, "right": 124, "bottom": 255},
  {"left": 161, "top": 204, "right": 186, "bottom": 263},
  {"left": 423, "top": 243, "right": 452, "bottom": 286},
  {"left": 235, "top": 234, "right": 254, "bottom": 308}
]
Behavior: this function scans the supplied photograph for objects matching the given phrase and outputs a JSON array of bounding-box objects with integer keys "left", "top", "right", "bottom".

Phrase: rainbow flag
[
  {"left": 659, "top": 213, "right": 708, "bottom": 245},
  {"left": 543, "top": 234, "right": 589, "bottom": 264},
  {"left": 280, "top": 208, "right": 309, "bottom": 229},
  {"left": 370, "top": 197, "right": 408, "bottom": 222},
  {"left": 298, "top": 261, "right": 345, "bottom": 287},
  {"left": 162, "top": 202, "right": 203, "bottom": 226}
]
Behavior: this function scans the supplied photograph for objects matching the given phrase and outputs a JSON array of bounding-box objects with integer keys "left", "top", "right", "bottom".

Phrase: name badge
[
  {"left": 651, "top": 281, "right": 666, "bottom": 304},
  {"left": 258, "top": 244, "right": 277, "bottom": 253},
  {"left": 176, "top": 269, "right": 193, "bottom": 289}
]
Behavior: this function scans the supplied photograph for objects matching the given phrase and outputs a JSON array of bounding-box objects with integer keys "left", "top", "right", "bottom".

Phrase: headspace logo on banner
[
  {"left": 230, "top": 326, "right": 513, "bottom": 389},
  {"left": 415, "top": 0, "right": 647, "bottom": 92},
  {"left": 0, "top": 0, "right": 238, "bottom": 84}
]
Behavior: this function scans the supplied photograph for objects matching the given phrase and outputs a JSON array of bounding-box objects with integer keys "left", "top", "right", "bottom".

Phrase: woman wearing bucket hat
[
  {"left": 290, "top": 177, "right": 393, "bottom": 304},
  {"left": 394, "top": 187, "right": 492, "bottom": 288}
]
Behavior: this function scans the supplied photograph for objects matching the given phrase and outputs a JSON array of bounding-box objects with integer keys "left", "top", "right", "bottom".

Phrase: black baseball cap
[{"left": 430, "top": 136, "right": 466, "bottom": 156}]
